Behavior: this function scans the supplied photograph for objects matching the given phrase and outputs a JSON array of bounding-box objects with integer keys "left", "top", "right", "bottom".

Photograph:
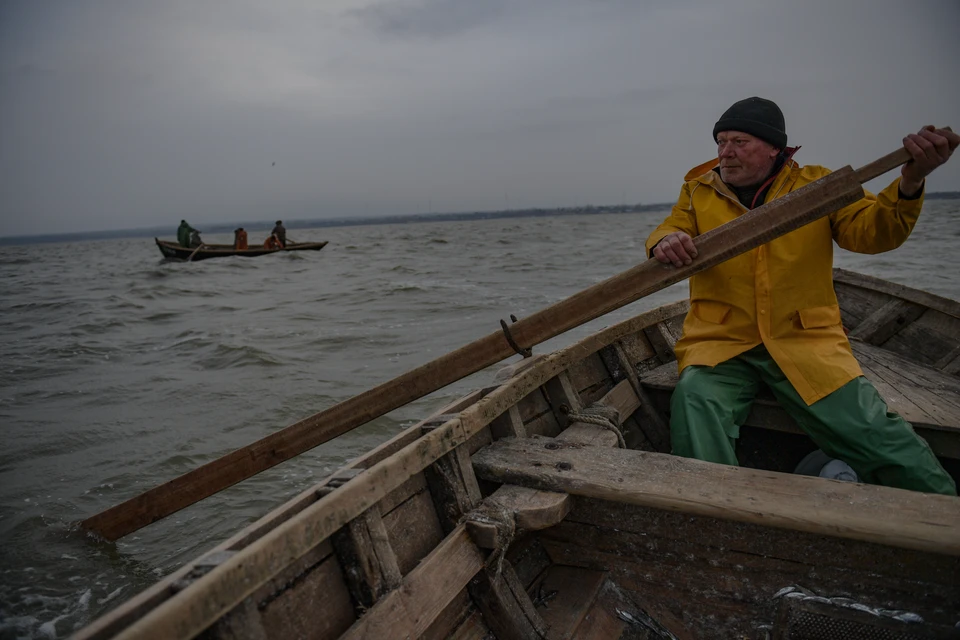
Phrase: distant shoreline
[
  {"left": 2, "top": 191, "right": 958, "bottom": 246},
  {"left": 0, "top": 203, "right": 673, "bottom": 246}
]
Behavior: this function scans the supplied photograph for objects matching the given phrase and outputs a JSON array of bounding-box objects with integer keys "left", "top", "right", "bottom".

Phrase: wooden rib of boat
[
  {"left": 155, "top": 238, "right": 329, "bottom": 261},
  {"left": 75, "top": 268, "right": 960, "bottom": 640}
]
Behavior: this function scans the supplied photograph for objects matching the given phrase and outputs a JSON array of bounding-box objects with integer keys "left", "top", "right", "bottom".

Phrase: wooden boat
[
  {"left": 76, "top": 268, "right": 960, "bottom": 640},
  {"left": 155, "top": 238, "right": 329, "bottom": 261}
]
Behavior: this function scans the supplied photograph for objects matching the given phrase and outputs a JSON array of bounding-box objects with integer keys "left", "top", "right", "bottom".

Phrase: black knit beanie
[{"left": 713, "top": 97, "right": 787, "bottom": 149}]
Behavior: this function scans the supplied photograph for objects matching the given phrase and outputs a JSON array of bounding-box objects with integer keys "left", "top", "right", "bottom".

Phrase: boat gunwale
[{"left": 153, "top": 238, "right": 329, "bottom": 259}]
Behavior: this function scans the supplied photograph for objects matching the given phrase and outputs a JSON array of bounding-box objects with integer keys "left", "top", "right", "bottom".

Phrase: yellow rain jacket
[{"left": 645, "top": 155, "right": 924, "bottom": 405}]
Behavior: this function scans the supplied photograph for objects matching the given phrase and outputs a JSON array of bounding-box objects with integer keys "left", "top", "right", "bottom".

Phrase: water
[{"left": 1, "top": 204, "right": 958, "bottom": 639}]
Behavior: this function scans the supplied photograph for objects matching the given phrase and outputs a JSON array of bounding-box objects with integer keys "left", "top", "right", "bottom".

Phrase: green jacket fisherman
[
  {"left": 177, "top": 220, "right": 198, "bottom": 248},
  {"left": 646, "top": 97, "right": 959, "bottom": 495}
]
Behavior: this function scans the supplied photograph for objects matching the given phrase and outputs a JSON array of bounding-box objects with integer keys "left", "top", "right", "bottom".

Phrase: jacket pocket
[
  {"left": 797, "top": 304, "right": 841, "bottom": 329},
  {"left": 692, "top": 300, "right": 732, "bottom": 324}
]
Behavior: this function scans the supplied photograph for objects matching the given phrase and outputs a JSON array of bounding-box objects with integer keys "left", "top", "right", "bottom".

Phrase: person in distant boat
[
  {"left": 647, "top": 96, "right": 959, "bottom": 495},
  {"left": 234, "top": 228, "right": 248, "bottom": 250},
  {"left": 271, "top": 220, "right": 287, "bottom": 247},
  {"left": 263, "top": 233, "right": 283, "bottom": 250},
  {"left": 188, "top": 229, "right": 203, "bottom": 248},
  {"left": 177, "top": 220, "right": 198, "bottom": 248}
]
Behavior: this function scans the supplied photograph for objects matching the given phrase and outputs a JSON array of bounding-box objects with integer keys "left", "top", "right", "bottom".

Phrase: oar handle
[{"left": 853, "top": 126, "right": 953, "bottom": 184}]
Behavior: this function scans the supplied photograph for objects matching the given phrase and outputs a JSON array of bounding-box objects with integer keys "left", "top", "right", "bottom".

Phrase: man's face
[{"left": 716, "top": 131, "right": 780, "bottom": 187}]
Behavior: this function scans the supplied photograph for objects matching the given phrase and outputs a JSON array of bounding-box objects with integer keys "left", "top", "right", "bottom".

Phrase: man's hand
[
  {"left": 653, "top": 232, "right": 698, "bottom": 267},
  {"left": 900, "top": 126, "right": 959, "bottom": 197}
]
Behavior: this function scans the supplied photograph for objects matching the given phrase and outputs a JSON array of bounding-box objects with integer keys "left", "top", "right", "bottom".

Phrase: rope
[
  {"left": 566, "top": 404, "right": 626, "bottom": 448},
  {"left": 464, "top": 499, "right": 516, "bottom": 579}
]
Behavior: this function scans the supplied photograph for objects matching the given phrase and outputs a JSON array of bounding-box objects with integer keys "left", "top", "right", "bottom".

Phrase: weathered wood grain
[
  {"left": 599, "top": 342, "right": 671, "bottom": 452},
  {"left": 341, "top": 525, "right": 485, "bottom": 640},
  {"left": 469, "top": 561, "right": 548, "bottom": 640},
  {"left": 532, "top": 565, "right": 607, "bottom": 639},
  {"left": 846, "top": 298, "right": 926, "bottom": 344},
  {"left": 833, "top": 268, "right": 960, "bottom": 320},
  {"left": 544, "top": 371, "right": 584, "bottom": 432},
  {"left": 472, "top": 437, "right": 960, "bottom": 555},
  {"left": 382, "top": 488, "right": 445, "bottom": 575},
  {"left": 466, "top": 380, "right": 640, "bottom": 548},
  {"left": 330, "top": 504, "right": 402, "bottom": 611}
]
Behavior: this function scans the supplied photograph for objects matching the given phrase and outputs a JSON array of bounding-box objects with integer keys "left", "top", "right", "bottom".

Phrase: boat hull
[
  {"left": 154, "top": 238, "right": 328, "bottom": 261},
  {"left": 75, "top": 269, "right": 960, "bottom": 640}
]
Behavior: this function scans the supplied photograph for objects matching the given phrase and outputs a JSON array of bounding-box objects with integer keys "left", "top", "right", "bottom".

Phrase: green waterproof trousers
[{"left": 670, "top": 345, "right": 956, "bottom": 496}]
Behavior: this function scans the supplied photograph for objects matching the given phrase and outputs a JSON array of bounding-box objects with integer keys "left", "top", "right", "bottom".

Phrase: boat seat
[{"left": 639, "top": 340, "right": 960, "bottom": 461}]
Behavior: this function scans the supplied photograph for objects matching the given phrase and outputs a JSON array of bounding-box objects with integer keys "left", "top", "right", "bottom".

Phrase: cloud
[
  {"left": 350, "top": 0, "right": 510, "bottom": 40},
  {"left": 0, "top": 0, "right": 958, "bottom": 236}
]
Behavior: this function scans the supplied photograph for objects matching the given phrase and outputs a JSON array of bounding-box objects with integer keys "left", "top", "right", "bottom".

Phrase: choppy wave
[{"left": 197, "top": 343, "right": 285, "bottom": 369}]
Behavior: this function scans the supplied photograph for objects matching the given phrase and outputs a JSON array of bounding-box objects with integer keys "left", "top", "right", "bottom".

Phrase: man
[
  {"left": 234, "top": 227, "right": 248, "bottom": 250},
  {"left": 646, "top": 97, "right": 958, "bottom": 495},
  {"left": 177, "top": 220, "right": 198, "bottom": 248},
  {"left": 271, "top": 220, "right": 287, "bottom": 247}
]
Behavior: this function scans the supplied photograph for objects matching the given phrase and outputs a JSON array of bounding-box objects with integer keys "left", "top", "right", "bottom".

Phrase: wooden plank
[
  {"left": 853, "top": 341, "right": 960, "bottom": 426},
  {"left": 856, "top": 356, "right": 940, "bottom": 426},
  {"left": 330, "top": 505, "right": 402, "bottom": 611},
  {"left": 469, "top": 561, "right": 548, "bottom": 640},
  {"left": 490, "top": 404, "right": 527, "bottom": 439},
  {"left": 517, "top": 388, "right": 555, "bottom": 426},
  {"left": 378, "top": 472, "right": 428, "bottom": 517},
  {"left": 198, "top": 600, "right": 267, "bottom": 640},
  {"left": 566, "top": 353, "right": 613, "bottom": 406},
  {"left": 533, "top": 565, "right": 607, "bottom": 639},
  {"left": 562, "top": 380, "right": 639, "bottom": 447},
  {"left": 590, "top": 579, "right": 694, "bottom": 640},
  {"left": 508, "top": 536, "right": 553, "bottom": 589},
  {"left": 569, "top": 598, "right": 625, "bottom": 640},
  {"left": 539, "top": 528, "right": 955, "bottom": 639},
  {"left": 835, "top": 281, "right": 886, "bottom": 328},
  {"left": 644, "top": 323, "right": 677, "bottom": 362},
  {"left": 934, "top": 345, "right": 960, "bottom": 375},
  {"left": 833, "top": 268, "right": 960, "bottom": 320},
  {"left": 472, "top": 437, "right": 960, "bottom": 556},
  {"left": 382, "top": 489, "right": 445, "bottom": 575},
  {"left": 258, "top": 552, "right": 356, "bottom": 640},
  {"left": 424, "top": 432, "right": 483, "bottom": 534},
  {"left": 466, "top": 483, "right": 571, "bottom": 549},
  {"left": 618, "top": 331, "right": 657, "bottom": 367},
  {"left": 846, "top": 298, "right": 926, "bottom": 344},
  {"left": 495, "top": 355, "right": 549, "bottom": 383},
  {"left": 341, "top": 525, "right": 485, "bottom": 640},
  {"left": 82, "top": 168, "right": 866, "bottom": 542},
  {"left": 601, "top": 343, "right": 671, "bottom": 452},
  {"left": 881, "top": 311, "right": 960, "bottom": 368},
  {"left": 420, "top": 589, "right": 474, "bottom": 640},
  {"left": 541, "top": 505, "right": 959, "bottom": 636},
  {"left": 466, "top": 380, "right": 640, "bottom": 548},
  {"left": 563, "top": 499, "right": 960, "bottom": 590},
  {"left": 544, "top": 371, "right": 583, "bottom": 431},
  {"left": 447, "top": 610, "right": 492, "bottom": 640}
]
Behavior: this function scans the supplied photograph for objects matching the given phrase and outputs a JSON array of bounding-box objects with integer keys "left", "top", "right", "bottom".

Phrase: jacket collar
[{"left": 685, "top": 146, "right": 802, "bottom": 206}]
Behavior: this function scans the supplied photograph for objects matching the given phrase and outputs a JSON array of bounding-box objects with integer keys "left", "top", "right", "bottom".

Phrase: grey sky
[{"left": 2, "top": 0, "right": 958, "bottom": 237}]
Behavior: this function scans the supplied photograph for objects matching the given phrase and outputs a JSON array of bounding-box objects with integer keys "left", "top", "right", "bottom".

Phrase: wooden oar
[
  {"left": 80, "top": 141, "right": 922, "bottom": 541},
  {"left": 186, "top": 243, "right": 204, "bottom": 262}
]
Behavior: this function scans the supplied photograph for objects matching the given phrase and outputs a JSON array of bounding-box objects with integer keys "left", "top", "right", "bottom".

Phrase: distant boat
[{"left": 155, "top": 238, "right": 328, "bottom": 261}]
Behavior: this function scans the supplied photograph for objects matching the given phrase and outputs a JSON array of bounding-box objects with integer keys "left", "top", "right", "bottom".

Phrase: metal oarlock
[{"left": 499, "top": 314, "right": 532, "bottom": 358}]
